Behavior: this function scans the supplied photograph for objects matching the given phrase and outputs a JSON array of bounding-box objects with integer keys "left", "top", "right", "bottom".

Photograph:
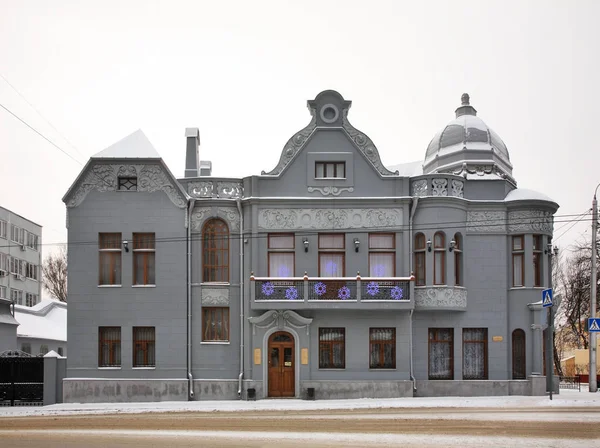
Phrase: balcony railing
[{"left": 251, "top": 273, "right": 413, "bottom": 303}]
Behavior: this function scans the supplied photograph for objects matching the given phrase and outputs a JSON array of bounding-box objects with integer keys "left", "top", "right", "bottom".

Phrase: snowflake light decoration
[
  {"left": 391, "top": 286, "right": 404, "bottom": 300},
  {"left": 366, "top": 281, "right": 380, "bottom": 296},
  {"left": 372, "top": 265, "right": 385, "bottom": 277},
  {"left": 261, "top": 282, "right": 275, "bottom": 296},
  {"left": 285, "top": 287, "right": 298, "bottom": 301},
  {"left": 314, "top": 282, "right": 327, "bottom": 296},
  {"left": 324, "top": 261, "right": 338, "bottom": 276},
  {"left": 337, "top": 286, "right": 351, "bottom": 300}
]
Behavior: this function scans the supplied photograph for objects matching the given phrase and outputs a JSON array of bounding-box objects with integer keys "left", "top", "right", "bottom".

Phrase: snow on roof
[
  {"left": 14, "top": 299, "right": 66, "bottom": 342},
  {"left": 505, "top": 188, "right": 556, "bottom": 204},
  {"left": 92, "top": 129, "right": 161, "bottom": 159},
  {"left": 387, "top": 161, "right": 423, "bottom": 177}
]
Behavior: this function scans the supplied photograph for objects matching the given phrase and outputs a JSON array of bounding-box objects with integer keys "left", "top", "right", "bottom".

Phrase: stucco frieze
[
  {"left": 307, "top": 186, "right": 354, "bottom": 196},
  {"left": 508, "top": 210, "right": 553, "bottom": 234},
  {"left": 412, "top": 179, "right": 427, "bottom": 197},
  {"left": 201, "top": 288, "right": 230, "bottom": 306},
  {"left": 66, "top": 163, "right": 186, "bottom": 208},
  {"left": 431, "top": 178, "right": 448, "bottom": 196},
  {"left": 451, "top": 180, "right": 464, "bottom": 198},
  {"left": 466, "top": 210, "right": 506, "bottom": 233},
  {"left": 188, "top": 181, "right": 244, "bottom": 199},
  {"left": 414, "top": 286, "right": 467, "bottom": 310},
  {"left": 190, "top": 206, "right": 240, "bottom": 232},
  {"left": 258, "top": 208, "right": 403, "bottom": 230},
  {"left": 248, "top": 310, "right": 313, "bottom": 335}
]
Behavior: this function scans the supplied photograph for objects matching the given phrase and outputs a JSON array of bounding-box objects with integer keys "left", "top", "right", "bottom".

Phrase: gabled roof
[{"left": 92, "top": 129, "right": 161, "bottom": 159}]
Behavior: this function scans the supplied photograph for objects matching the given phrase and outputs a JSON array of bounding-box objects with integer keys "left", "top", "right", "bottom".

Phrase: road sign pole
[
  {"left": 546, "top": 304, "right": 554, "bottom": 400},
  {"left": 590, "top": 187, "right": 598, "bottom": 393}
]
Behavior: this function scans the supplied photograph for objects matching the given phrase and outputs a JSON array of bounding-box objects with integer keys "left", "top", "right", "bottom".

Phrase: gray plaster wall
[
  {"left": 66, "top": 189, "right": 187, "bottom": 380},
  {"left": 301, "top": 380, "right": 413, "bottom": 399},
  {"left": 0, "top": 322, "right": 16, "bottom": 351},
  {"left": 63, "top": 379, "right": 188, "bottom": 403}
]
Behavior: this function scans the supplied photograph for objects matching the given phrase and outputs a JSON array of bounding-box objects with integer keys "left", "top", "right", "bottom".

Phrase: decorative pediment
[
  {"left": 65, "top": 163, "right": 186, "bottom": 209},
  {"left": 261, "top": 90, "right": 398, "bottom": 177},
  {"left": 190, "top": 206, "right": 240, "bottom": 232},
  {"left": 248, "top": 310, "right": 313, "bottom": 335}
]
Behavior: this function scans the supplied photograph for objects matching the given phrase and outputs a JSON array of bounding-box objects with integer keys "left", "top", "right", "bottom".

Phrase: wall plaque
[
  {"left": 254, "top": 348, "right": 261, "bottom": 365},
  {"left": 492, "top": 336, "right": 503, "bottom": 342},
  {"left": 301, "top": 348, "right": 309, "bottom": 365}
]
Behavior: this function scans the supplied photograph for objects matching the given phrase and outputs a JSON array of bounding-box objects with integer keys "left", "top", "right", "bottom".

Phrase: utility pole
[{"left": 590, "top": 184, "right": 599, "bottom": 393}]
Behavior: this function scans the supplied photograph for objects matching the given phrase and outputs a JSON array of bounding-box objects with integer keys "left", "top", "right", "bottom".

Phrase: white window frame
[{"left": 0, "top": 220, "right": 7, "bottom": 239}]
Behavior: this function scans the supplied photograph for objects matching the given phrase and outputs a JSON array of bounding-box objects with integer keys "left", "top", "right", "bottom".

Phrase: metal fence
[
  {"left": 559, "top": 376, "right": 581, "bottom": 391},
  {"left": 0, "top": 353, "right": 44, "bottom": 406}
]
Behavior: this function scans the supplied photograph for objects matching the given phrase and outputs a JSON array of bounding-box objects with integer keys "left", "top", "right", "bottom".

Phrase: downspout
[
  {"left": 187, "top": 198, "right": 195, "bottom": 400},
  {"left": 236, "top": 198, "right": 244, "bottom": 398},
  {"left": 409, "top": 197, "right": 419, "bottom": 393}
]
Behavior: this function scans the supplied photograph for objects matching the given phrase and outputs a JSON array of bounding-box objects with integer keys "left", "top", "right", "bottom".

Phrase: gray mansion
[{"left": 62, "top": 90, "right": 557, "bottom": 402}]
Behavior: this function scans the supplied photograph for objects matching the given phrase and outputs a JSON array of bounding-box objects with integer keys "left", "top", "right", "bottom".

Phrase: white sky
[{"left": 1, "top": 0, "right": 599, "bottom": 259}]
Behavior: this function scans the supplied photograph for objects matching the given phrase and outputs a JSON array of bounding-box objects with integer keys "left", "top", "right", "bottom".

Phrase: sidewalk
[{"left": 1, "top": 389, "right": 599, "bottom": 418}]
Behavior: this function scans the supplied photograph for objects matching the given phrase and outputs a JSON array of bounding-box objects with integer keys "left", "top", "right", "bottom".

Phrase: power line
[
  {"left": 0, "top": 72, "right": 86, "bottom": 159},
  {"left": 0, "top": 213, "right": 593, "bottom": 250},
  {"left": 554, "top": 211, "right": 592, "bottom": 242}
]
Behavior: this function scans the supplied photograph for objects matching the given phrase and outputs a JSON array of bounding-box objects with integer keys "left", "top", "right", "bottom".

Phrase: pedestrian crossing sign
[
  {"left": 542, "top": 288, "right": 553, "bottom": 308},
  {"left": 589, "top": 318, "right": 600, "bottom": 333}
]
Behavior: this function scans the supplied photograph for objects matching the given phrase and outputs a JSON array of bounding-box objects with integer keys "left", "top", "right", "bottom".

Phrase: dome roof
[{"left": 423, "top": 94, "right": 513, "bottom": 179}]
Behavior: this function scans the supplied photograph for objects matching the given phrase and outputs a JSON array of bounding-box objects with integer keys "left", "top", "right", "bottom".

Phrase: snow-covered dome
[{"left": 423, "top": 94, "right": 513, "bottom": 179}]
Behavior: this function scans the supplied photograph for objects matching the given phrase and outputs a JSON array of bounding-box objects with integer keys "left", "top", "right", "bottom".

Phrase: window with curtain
[
  {"left": 369, "top": 233, "right": 395, "bottom": 276},
  {"left": 429, "top": 328, "right": 453, "bottom": 379},
  {"left": 133, "top": 233, "right": 156, "bottom": 285},
  {"left": 512, "top": 236, "right": 524, "bottom": 287},
  {"left": 202, "top": 219, "right": 229, "bottom": 282},
  {"left": 512, "top": 329, "right": 526, "bottom": 379},
  {"left": 453, "top": 233, "right": 463, "bottom": 286},
  {"left": 533, "top": 235, "right": 542, "bottom": 287},
  {"left": 433, "top": 232, "right": 446, "bottom": 285},
  {"left": 369, "top": 328, "right": 396, "bottom": 369},
  {"left": 99, "top": 233, "right": 122, "bottom": 285},
  {"left": 203, "top": 307, "right": 230, "bottom": 341},
  {"left": 268, "top": 233, "right": 295, "bottom": 277},
  {"left": 319, "top": 328, "right": 345, "bottom": 369},
  {"left": 414, "top": 233, "right": 426, "bottom": 286},
  {"left": 98, "top": 327, "right": 121, "bottom": 367},
  {"left": 133, "top": 327, "right": 156, "bottom": 367},
  {"left": 463, "top": 328, "right": 488, "bottom": 379},
  {"left": 319, "top": 234, "right": 345, "bottom": 276}
]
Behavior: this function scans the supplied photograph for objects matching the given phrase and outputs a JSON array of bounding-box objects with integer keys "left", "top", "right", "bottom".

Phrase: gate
[{"left": 0, "top": 351, "right": 44, "bottom": 406}]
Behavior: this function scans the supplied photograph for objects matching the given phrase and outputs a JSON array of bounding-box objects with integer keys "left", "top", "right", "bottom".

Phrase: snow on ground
[{"left": 1, "top": 389, "right": 599, "bottom": 418}]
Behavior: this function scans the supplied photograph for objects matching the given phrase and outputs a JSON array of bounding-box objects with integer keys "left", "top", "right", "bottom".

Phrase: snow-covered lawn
[{"left": 1, "top": 389, "right": 598, "bottom": 418}]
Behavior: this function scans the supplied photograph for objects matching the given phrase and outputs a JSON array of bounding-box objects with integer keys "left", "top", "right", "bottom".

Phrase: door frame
[{"left": 263, "top": 327, "right": 300, "bottom": 398}]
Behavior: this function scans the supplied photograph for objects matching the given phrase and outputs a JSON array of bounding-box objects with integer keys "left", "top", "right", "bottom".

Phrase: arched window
[
  {"left": 433, "top": 232, "right": 446, "bottom": 285},
  {"left": 414, "top": 233, "right": 426, "bottom": 286},
  {"left": 512, "top": 329, "right": 526, "bottom": 379},
  {"left": 453, "top": 233, "right": 463, "bottom": 286},
  {"left": 202, "top": 219, "right": 229, "bottom": 282}
]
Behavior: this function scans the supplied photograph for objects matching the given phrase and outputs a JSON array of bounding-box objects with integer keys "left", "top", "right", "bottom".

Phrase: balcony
[{"left": 250, "top": 274, "right": 414, "bottom": 310}]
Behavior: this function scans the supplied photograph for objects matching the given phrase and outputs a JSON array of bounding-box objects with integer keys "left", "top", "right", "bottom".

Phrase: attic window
[
  {"left": 118, "top": 177, "right": 138, "bottom": 191},
  {"left": 316, "top": 162, "right": 345, "bottom": 179}
]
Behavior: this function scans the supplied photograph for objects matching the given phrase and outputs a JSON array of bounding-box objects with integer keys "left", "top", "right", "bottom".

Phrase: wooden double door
[{"left": 268, "top": 331, "right": 295, "bottom": 397}]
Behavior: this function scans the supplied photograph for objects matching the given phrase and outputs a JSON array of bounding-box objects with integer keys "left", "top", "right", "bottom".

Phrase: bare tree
[{"left": 42, "top": 246, "right": 67, "bottom": 302}]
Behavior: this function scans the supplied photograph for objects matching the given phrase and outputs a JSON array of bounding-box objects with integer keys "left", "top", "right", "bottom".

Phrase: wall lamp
[
  {"left": 354, "top": 238, "right": 360, "bottom": 253},
  {"left": 123, "top": 240, "right": 129, "bottom": 253},
  {"left": 545, "top": 244, "right": 559, "bottom": 256},
  {"left": 449, "top": 239, "right": 456, "bottom": 252},
  {"left": 426, "top": 239, "right": 432, "bottom": 252},
  {"left": 303, "top": 238, "right": 309, "bottom": 253}
]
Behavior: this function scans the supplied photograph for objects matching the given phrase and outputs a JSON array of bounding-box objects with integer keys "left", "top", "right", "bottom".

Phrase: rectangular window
[
  {"left": 533, "top": 235, "right": 542, "bottom": 287},
  {"left": 463, "top": 328, "right": 488, "bottom": 380},
  {"left": 414, "top": 234, "right": 426, "bottom": 286},
  {"left": 133, "top": 233, "right": 156, "bottom": 285},
  {"left": 319, "top": 328, "right": 345, "bottom": 369},
  {"left": 369, "top": 233, "right": 395, "bottom": 276},
  {"left": 268, "top": 233, "right": 295, "bottom": 277},
  {"left": 315, "top": 161, "right": 346, "bottom": 179},
  {"left": 26, "top": 262, "right": 38, "bottom": 280},
  {"left": 133, "top": 327, "right": 155, "bottom": 367},
  {"left": 369, "top": 328, "right": 396, "bottom": 369},
  {"left": 0, "top": 252, "right": 7, "bottom": 272},
  {"left": 57, "top": 347, "right": 64, "bottom": 356},
  {"left": 21, "top": 343, "right": 31, "bottom": 354},
  {"left": 11, "top": 225, "right": 19, "bottom": 243},
  {"left": 512, "top": 235, "right": 524, "bottom": 287},
  {"left": 203, "top": 307, "right": 230, "bottom": 341},
  {"left": 433, "top": 233, "right": 446, "bottom": 285},
  {"left": 0, "top": 220, "right": 6, "bottom": 238},
  {"left": 25, "top": 293, "right": 37, "bottom": 307},
  {"left": 0, "top": 286, "right": 6, "bottom": 299},
  {"left": 39, "top": 345, "right": 48, "bottom": 355},
  {"left": 429, "top": 328, "right": 454, "bottom": 379},
  {"left": 118, "top": 177, "right": 138, "bottom": 191},
  {"left": 319, "top": 234, "right": 345, "bottom": 276},
  {"left": 10, "top": 288, "right": 23, "bottom": 305},
  {"left": 25, "top": 231, "right": 39, "bottom": 250},
  {"left": 99, "top": 233, "right": 122, "bottom": 285},
  {"left": 98, "top": 327, "right": 121, "bottom": 367}
]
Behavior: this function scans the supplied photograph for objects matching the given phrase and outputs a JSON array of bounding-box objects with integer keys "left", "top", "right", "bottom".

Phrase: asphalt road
[{"left": 1, "top": 406, "right": 599, "bottom": 447}]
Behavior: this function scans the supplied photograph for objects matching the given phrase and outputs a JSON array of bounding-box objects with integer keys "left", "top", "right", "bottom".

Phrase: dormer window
[
  {"left": 118, "top": 177, "right": 138, "bottom": 191},
  {"left": 315, "top": 162, "right": 345, "bottom": 179}
]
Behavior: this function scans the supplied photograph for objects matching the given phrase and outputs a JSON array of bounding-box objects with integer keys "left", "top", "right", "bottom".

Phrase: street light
[{"left": 587, "top": 185, "right": 599, "bottom": 390}]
